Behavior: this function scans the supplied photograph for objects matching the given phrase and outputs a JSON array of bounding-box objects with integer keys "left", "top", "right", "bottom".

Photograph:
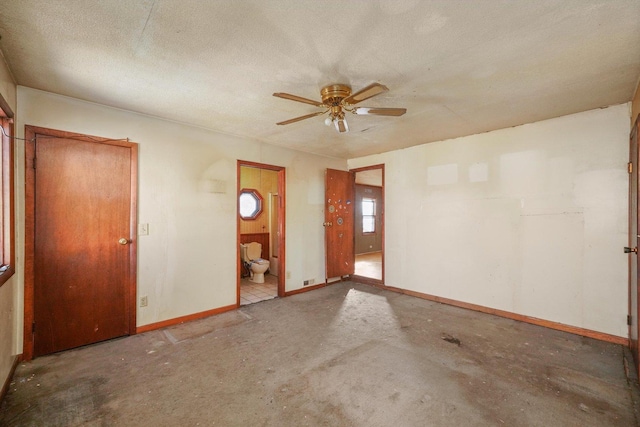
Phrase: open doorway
[
  {"left": 351, "top": 165, "right": 384, "bottom": 284},
  {"left": 237, "top": 161, "right": 286, "bottom": 305}
]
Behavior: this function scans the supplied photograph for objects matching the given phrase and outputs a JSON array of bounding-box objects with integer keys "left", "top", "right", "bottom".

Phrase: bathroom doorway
[
  {"left": 237, "top": 161, "right": 286, "bottom": 305},
  {"left": 351, "top": 165, "right": 384, "bottom": 284}
]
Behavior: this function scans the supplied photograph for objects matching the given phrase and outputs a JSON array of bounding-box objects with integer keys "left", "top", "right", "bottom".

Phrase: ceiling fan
[{"left": 273, "top": 82, "right": 406, "bottom": 133}]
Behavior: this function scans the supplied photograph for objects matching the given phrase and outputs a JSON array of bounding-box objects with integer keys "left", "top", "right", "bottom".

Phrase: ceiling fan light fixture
[{"left": 334, "top": 116, "right": 349, "bottom": 133}]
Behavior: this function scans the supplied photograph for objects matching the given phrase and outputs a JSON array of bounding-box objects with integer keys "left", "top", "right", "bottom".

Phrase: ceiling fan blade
[
  {"left": 273, "top": 92, "right": 325, "bottom": 107},
  {"left": 343, "top": 83, "right": 389, "bottom": 105},
  {"left": 334, "top": 117, "right": 349, "bottom": 133},
  {"left": 276, "top": 111, "right": 326, "bottom": 125},
  {"left": 354, "top": 107, "right": 407, "bottom": 116}
]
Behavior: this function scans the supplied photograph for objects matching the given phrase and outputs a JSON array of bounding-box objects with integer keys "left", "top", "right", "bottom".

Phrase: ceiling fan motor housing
[{"left": 321, "top": 84, "right": 351, "bottom": 106}]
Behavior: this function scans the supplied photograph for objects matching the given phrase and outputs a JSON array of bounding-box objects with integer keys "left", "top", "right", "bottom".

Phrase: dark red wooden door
[
  {"left": 34, "top": 134, "right": 133, "bottom": 356},
  {"left": 325, "top": 169, "right": 355, "bottom": 280}
]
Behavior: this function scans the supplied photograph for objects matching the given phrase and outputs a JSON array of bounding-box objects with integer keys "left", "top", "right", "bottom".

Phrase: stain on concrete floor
[{"left": 1, "top": 282, "right": 639, "bottom": 426}]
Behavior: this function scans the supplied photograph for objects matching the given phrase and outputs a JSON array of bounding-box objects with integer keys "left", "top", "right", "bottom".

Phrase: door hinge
[
  {"left": 628, "top": 315, "right": 632, "bottom": 326},
  {"left": 32, "top": 157, "right": 36, "bottom": 170},
  {"left": 629, "top": 162, "right": 633, "bottom": 174},
  {"left": 32, "top": 321, "right": 36, "bottom": 333}
]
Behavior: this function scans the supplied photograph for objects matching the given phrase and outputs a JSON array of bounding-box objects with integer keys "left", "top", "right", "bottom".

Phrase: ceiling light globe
[{"left": 324, "top": 117, "right": 333, "bottom": 126}]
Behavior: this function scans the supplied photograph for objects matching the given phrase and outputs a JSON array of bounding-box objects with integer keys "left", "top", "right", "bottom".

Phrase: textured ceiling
[{"left": 0, "top": 1, "right": 639, "bottom": 159}]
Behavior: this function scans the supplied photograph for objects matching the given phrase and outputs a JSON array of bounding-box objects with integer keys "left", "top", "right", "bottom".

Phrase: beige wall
[
  {"left": 350, "top": 104, "right": 630, "bottom": 338},
  {"left": 15, "top": 87, "right": 345, "bottom": 344},
  {"left": 0, "top": 51, "right": 18, "bottom": 396}
]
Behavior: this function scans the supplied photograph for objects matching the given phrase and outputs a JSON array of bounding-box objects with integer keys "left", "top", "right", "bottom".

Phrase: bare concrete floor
[{"left": 1, "top": 282, "right": 639, "bottom": 426}]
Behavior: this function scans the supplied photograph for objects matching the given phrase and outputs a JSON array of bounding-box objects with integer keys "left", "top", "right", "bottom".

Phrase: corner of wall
[{"left": 632, "top": 76, "right": 640, "bottom": 126}]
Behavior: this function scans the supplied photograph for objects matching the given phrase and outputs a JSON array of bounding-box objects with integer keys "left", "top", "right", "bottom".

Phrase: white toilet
[{"left": 240, "top": 242, "right": 270, "bottom": 283}]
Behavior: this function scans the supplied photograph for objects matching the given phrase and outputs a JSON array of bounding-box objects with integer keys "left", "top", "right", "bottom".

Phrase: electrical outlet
[
  {"left": 303, "top": 280, "right": 309, "bottom": 286},
  {"left": 140, "top": 296, "right": 148, "bottom": 307}
]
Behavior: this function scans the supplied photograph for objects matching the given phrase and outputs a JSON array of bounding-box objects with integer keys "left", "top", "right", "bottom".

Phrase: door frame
[
  {"left": 629, "top": 116, "right": 640, "bottom": 377},
  {"left": 350, "top": 164, "right": 385, "bottom": 285},
  {"left": 23, "top": 125, "right": 138, "bottom": 361},
  {"left": 237, "top": 160, "right": 286, "bottom": 303}
]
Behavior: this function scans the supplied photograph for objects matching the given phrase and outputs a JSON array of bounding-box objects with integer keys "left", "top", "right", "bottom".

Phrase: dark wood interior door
[
  {"left": 630, "top": 118, "right": 640, "bottom": 376},
  {"left": 325, "top": 169, "right": 354, "bottom": 280},
  {"left": 33, "top": 133, "right": 133, "bottom": 356}
]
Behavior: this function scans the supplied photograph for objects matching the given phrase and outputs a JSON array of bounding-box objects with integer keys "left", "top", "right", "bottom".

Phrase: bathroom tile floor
[{"left": 240, "top": 273, "right": 278, "bottom": 305}]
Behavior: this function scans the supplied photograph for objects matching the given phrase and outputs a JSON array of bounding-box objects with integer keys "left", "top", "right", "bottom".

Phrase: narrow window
[
  {"left": 0, "top": 94, "right": 15, "bottom": 286},
  {"left": 362, "top": 197, "right": 376, "bottom": 234}
]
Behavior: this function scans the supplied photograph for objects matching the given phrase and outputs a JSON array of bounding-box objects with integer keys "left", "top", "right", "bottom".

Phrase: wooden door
[
  {"left": 325, "top": 169, "right": 354, "bottom": 280},
  {"left": 28, "top": 127, "right": 136, "bottom": 357},
  {"left": 630, "top": 118, "right": 640, "bottom": 375}
]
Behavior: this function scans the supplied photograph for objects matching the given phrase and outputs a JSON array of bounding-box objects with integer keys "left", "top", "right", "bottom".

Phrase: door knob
[
  {"left": 118, "top": 238, "right": 130, "bottom": 245},
  {"left": 624, "top": 246, "right": 638, "bottom": 254}
]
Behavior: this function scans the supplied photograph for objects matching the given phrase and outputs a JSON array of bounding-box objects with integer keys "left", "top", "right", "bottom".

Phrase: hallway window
[{"left": 362, "top": 197, "right": 376, "bottom": 233}]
